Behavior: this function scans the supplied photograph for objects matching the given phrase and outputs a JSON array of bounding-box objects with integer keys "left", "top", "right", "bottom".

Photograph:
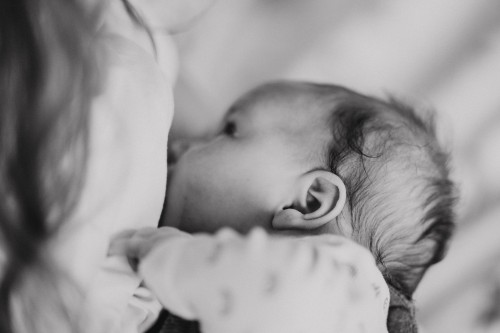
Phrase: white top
[{"left": 50, "top": 2, "right": 176, "bottom": 330}]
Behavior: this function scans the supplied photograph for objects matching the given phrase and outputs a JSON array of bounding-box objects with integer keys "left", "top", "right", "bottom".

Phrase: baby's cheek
[{"left": 173, "top": 178, "right": 215, "bottom": 232}]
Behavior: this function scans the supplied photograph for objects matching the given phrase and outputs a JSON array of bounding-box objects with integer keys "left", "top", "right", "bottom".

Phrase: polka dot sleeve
[{"left": 139, "top": 227, "right": 389, "bottom": 333}]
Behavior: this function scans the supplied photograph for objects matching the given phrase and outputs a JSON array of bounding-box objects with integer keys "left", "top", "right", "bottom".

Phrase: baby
[
  {"left": 112, "top": 82, "right": 456, "bottom": 332},
  {"left": 164, "top": 81, "right": 456, "bottom": 297}
]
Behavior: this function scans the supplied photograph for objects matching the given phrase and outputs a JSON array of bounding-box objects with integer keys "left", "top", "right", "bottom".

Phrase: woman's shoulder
[{"left": 71, "top": 31, "right": 173, "bottom": 232}]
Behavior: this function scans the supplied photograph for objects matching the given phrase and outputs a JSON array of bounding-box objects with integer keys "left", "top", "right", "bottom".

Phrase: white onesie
[{"left": 139, "top": 227, "right": 390, "bottom": 333}]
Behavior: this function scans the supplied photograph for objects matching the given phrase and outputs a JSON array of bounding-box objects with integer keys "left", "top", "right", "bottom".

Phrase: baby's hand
[
  {"left": 109, "top": 226, "right": 199, "bottom": 318},
  {"left": 109, "top": 227, "right": 190, "bottom": 269}
]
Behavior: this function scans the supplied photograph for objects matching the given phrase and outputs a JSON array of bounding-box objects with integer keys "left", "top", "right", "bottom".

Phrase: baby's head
[{"left": 165, "top": 81, "right": 456, "bottom": 297}]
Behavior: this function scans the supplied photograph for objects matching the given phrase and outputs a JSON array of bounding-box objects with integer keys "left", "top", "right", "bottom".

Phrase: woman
[
  {"left": 0, "top": 0, "right": 99, "bottom": 332},
  {"left": 0, "top": 0, "right": 194, "bottom": 331}
]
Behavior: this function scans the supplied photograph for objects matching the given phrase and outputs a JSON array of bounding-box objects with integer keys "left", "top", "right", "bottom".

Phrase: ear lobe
[{"left": 272, "top": 172, "right": 346, "bottom": 231}]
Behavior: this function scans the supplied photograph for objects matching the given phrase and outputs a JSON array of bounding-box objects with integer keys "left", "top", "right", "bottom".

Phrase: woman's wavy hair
[
  {"left": 0, "top": 1, "right": 153, "bottom": 331},
  {"left": 0, "top": 0, "right": 99, "bottom": 332}
]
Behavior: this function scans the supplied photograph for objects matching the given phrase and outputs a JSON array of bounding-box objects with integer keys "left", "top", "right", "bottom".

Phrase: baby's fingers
[
  {"left": 108, "top": 227, "right": 158, "bottom": 259},
  {"left": 108, "top": 230, "right": 134, "bottom": 256}
]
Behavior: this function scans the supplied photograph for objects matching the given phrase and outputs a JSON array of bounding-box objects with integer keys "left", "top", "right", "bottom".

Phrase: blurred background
[{"left": 170, "top": 1, "right": 500, "bottom": 332}]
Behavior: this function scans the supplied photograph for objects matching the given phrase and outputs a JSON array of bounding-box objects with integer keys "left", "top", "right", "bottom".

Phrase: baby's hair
[
  {"left": 233, "top": 81, "right": 455, "bottom": 297},
  {"left": 315, "top": 84, "right": 457, "bottom": 297}
]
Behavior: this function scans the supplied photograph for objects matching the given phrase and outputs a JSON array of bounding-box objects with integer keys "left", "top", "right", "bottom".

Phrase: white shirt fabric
[{"left": 50, "top": 28, "right": 172, "bottom": 333}]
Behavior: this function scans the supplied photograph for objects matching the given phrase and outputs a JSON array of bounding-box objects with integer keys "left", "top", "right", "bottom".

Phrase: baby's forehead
[
  {"left": 229, "top": 82, "right": 332, "bottom": 120},
  {"left": 237, "top": 81, "right": 319, "bottom": 105},
  {"left": 229, "top": 83, "right": 336, "bottom": 160}
]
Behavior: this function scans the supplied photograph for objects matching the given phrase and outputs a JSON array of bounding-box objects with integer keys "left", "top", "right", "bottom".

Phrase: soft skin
[{"left": 164, "top": 82, "right": 347, "bottom": 235}]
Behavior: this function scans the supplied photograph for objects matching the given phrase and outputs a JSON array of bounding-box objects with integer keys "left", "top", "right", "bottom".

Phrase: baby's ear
[{"left": 272, "top": 171, "right": 346, "bottom": 231}]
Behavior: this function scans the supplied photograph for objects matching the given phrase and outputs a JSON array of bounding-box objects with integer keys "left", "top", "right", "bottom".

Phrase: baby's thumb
[
  {"left": 108, "top": 230, "right": 140, "bottom": 256},
  {"left": 138, "top": 237, "right": 197, "bottom": 320}
]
